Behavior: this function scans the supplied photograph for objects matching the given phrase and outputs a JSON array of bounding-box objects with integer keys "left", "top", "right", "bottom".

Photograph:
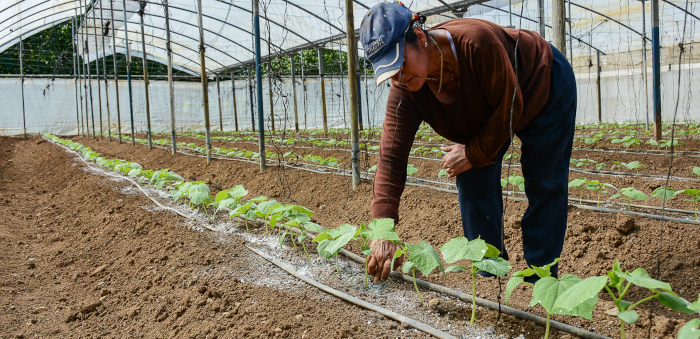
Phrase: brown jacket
[{"left": 371, "top": 18, "right": 553, "bottom": 222}]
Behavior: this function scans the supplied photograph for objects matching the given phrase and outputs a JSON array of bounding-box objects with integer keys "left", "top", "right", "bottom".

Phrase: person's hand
[
  {"left": 441, "top": 144, "right": 473, "bottom": 177},
  {"left": 365, "top": 239, "right": 405, "bottom": 282}
]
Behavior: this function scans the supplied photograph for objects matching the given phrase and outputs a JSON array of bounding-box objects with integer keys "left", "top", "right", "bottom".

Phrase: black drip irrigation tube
[{"left": 52, "top": 135, "right": 614, "bottom": 339}]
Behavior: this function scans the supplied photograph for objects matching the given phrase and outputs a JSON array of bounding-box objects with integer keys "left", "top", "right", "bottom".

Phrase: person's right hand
[{"left": 365, "top": 239, "right": 405, "bottom": 282}]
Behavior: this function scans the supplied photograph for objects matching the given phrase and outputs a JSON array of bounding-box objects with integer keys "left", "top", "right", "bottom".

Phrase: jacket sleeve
[
  {"left": 371, "top": 82, "right": 422, "bottom": 223},
  {"left": 464, "top": 43, "right": 524, "bottom": 169}
]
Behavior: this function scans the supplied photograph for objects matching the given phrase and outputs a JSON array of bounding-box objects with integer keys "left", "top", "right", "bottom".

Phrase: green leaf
[
  {"left": 402, "top": 261, "right": 415, "bottom": 274},
  {"left": 617, "top": 268, "right": 672, "bottom": 292},
  {"left": 513, "top": 268, "right": 536, "bottom": 278},
  {"left": 505, "top": 277, "right": 524, "bottom": 306},
  {"left": 215, "top": 191, "right": 230, "bottom": 203},
  {"left": 324, "top": 227, "right": 357, "bottom": 254},
  {"left": 617, "top": 310, "right": 639, "bottom": 324},
  {"left": 312, "top": 231, "right": 333, "bottom": 243},
  {"left": 405, "top": 241, "right": 444, "bottom": 277},
  {"left": 532, "top": 258, "right": 560, "bottom": 278},
  {"left": 694, "top": 167, "right": 700, "bottom": 177},
  {"left": 317, "top": 239, "right": 341, "bottom": 259},
  {"left": 362, "top": 218, "right": 401, "bottom": 242},
  {"left": 473, "top": 257, "right": 511, "bottom": 277},
  {"left": 689, "top": 294, "right": 700, "bottom": 313},
  {"left": 303, "top": 222, "right": 326, "bottom": 234},
  {"left": 439, "top": 237, "right": 470, "bottom": 264},
  {"left": 390, "top": 248, "right": 405, "bottom": 272},
  {"left": 531, "top": 277, "right": 561, "bottom": 312},
  {"left": 559, "top": 296, "right": 599, "bottom": 320},
  {"left": 226, "top": 185, "right": 248, "bottom": 199},
  {"left": 658, "top": 292, "right": 695, "bottom": 314},
  {"left": 464, "top": 238, "right": 489, "bottom": 262},
  {"left": 326, "top": 224, "right": 357, "bottom": 239},
  {"left": 678, "top": 319, "right": 700, "bottom": 339},
  {"left": 551, "top": 276, "right": 607, "bottom": 317},
  {"left": 484, "top": 243, "right": 501, "bottom": 258},
  {"left": 406, "top": 164, "right": 419, "bottom": 176}
]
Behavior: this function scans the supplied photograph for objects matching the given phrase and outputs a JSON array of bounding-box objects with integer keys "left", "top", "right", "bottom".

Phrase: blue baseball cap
[{"left": 360, "top": 2, "right": 413, "bottom": 86}]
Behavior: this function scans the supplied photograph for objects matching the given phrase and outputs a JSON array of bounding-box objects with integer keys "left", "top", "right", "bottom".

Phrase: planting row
[{"left": 45, "top": 133, "right": 700, "bottom": 339}]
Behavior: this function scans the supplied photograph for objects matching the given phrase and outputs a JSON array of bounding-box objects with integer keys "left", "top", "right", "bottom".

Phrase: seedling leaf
[
  {"left": 473, "top": 257, "right": 512, "bottom": 277},
  {"left": 505, "top": 277, "right": 524, "bottom": 305},
  {"left": 617, "top": 268, "right": 672, "bottom": 292},
  {"left": 617, "top": 310, "right": 639, "bottom": 324},
  {"left": 658, "top": 292, "right": 695, "bottom": 314},
  {"left": 678, "top": 319, "right": 700, "bottom": 339},
  {"left": 405, "top": 241, "right": 444, "bottom": 277},
  {"left": 362, "top": 218, "right": 401, "bottom": 242},
  {"left": 551, "top": 276, "right": 608, "bottom": 318}
]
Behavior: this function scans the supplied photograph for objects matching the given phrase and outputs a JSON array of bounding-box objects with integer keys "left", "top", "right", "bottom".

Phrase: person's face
[{"left": 391, "top": 28, "right": 430, "bottom": 92}]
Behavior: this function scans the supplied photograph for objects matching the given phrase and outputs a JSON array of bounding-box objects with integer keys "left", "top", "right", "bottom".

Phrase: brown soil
[
  {"left": 0, "top": 136, "right": 431, "bottom": 339},
  {"left": 64, "top": 136, "right": 700, "bottom": 338}
]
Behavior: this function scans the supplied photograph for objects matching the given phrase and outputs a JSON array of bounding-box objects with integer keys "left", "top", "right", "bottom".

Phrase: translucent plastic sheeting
[{"left": 4, "top": 61, "right": 700, "bottom": 136}]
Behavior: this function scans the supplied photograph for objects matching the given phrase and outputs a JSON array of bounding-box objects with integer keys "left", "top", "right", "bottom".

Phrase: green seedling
[
  {"left": 585, "top": 180, "right": 614, "bottom": 206},
  {"left": 612, "top": 161, "right": 647, "bottom": 174},
  {"left": 506, "top": 258, "right": 604, "bottom": 339},
  {"left": 229, "top": 196, "right": 266, "bottom": 232},
  {"left": 254, "top": 200, "right": 280, "bottom": 234},
  {"left": 507, "top": 174, "right": 525, "bottom": 192},
  {"left": 576, "top": 158, "right": 598, "bottom": 170},
  {"left": 611, "top": 136, "right": 641, "bottom": 150},
  {"left": 651, "top": 187, "right": 680, "bottom": 202},
  {"left": 676, "top": 295, "right": 700, "bottom": 339},
  {"left": 584, "top": 134, "right": 603, "bottom": 147},
  {"left": 368, "top": 165, "right": 377, "bottom": 173},
  {"left": 660, "top": 138, "right": 684, "bottom": 149},
  {"left": 441, "top": 237, "right": 511, "bottom": 324},
  {"left": 215, "top": 185, "right": 248, "bottom": 216},
  {"left": 610, "top": 187, "right": 648, "bottom": 211},
  {"left": 694, "top": 167, "right": 700, "bottom": 181},
  {"left": 400, "top": 241, "right": 444, "bottom": 307},
  {"left": 313, "top": 224, "right": 358, "bottom": 274},
  {"left": 677, "top": 189, "right": 700, "bottom": 220},
  {"left": 358, "top": 218, "right": 402, "bottom": 288},
  {"left": 407, "top": 164, "right": 418, "bottom": 177},
  {"left": 604, "top": 261, "right": 696, "bottom": 339},
  {"left": 568, "top": 178, "right": 588, "bottom": 203},
  {"left": 596, "top": 163, "right": 607, "bottom": 171},
  {"left": 438, "top": 169, "right": 449, "bottom": 183}
]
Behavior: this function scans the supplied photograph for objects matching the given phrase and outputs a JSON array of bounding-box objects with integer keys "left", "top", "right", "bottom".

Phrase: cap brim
[{"left": 373, "top": 41, "right": 404, "bottom": 86}]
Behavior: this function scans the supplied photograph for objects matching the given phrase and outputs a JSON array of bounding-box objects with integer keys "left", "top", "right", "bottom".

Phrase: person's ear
[{"left": 414, "top": 28, "right": 427, "bottom": 48}]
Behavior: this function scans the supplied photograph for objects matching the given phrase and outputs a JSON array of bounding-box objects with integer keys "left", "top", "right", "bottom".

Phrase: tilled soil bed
[{"left": 2, "top": 135, "right": 699, "bottom": 338}]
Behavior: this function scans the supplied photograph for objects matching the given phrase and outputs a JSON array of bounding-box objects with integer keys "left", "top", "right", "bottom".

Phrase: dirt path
[{"left": 0, "top": 136, "right": 438, "bottom": 339}]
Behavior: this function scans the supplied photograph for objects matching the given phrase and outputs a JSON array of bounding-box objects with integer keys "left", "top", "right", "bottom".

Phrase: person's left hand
[{"left": 441, "top": 144, "right": 473, "bottom": 177}]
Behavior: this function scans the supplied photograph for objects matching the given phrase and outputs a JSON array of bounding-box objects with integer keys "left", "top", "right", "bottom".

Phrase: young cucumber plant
[
  {"left": 585, "top": 180, "right": 614, "bottom": 206},
  {"left": 254, "top": 200, "right": 281, "bottom": 234},
  {"left": 694, "top": 167, "right": 700, "bottom": 181},
  {"left": 612, "top": 161, "right": 647, "bottom": 174},
  {"left": 312, "top": 224, "right": 358, "bottom": 274},
  {"left": 357, "top": 218, "right": 403, "bottom": 288},
  {"left": 568, "top": 178, "right": 588, "bottom": 203},
  {"left": 610, "top": 187, "right": 648, "bottom": 211},
  {"left": 506, "top": 258, "right": 606, "bottom": 339},
  {"left": 677, "top": 189, "right": 700, "bottom": 220},
  {"left": 440, "top": 237, "right": 511, "bottom": 324},
  {"left": 229, "top": 196, "right": 267, "bottom": 232},
  {"left": 605, "top": 261, "right": 697, "bottom": 339},
  {"left": 676, "top": 295, "right": 700, "bottom": 339},
  {"left": 172, "top": 182, "right": 214, "bottom": 217},
  {"left": 397, "top": 241, "right": 445, "bottom": 307},
  {"left": 651, "top": 187, "right": 680, "bottom": 202}
]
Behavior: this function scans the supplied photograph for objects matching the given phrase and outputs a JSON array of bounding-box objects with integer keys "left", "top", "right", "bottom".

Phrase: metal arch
[
  {"left": 352, "top": 0, "right": 369, "bottom": 10},
  {"left": 81, "top": 29, "right": 219, "bottom": 71},
  {"left": 570, "top": 1, "right": 650, "bottom": 41},
  {"left": 0, "top": 0, "right": 80, "bottom": 27},
  {"left": 0, "top": 0, "right": 83, "bottom": 36},
  {"left": 662, "top": 0, "right": 700, "bottom": 22},
  {"left": 475, "top": 2, "right": 607, "bottom": 55},
  {"left": 0, "top": 17, "right": 71, "bottom": 51},
  {"left": 278, "top": 0, "right": 343, "bottom": 33},
  {"left": 223, "top": 1, "right": 315, "bottom": 45},
  {"left": 140, "top": 0, "right": 287, "bottom": 54}
]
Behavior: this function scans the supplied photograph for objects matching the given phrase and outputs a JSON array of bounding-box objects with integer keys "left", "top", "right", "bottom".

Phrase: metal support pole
[
  {"left": 138, "top": 4, "right": 152, "bottom": 149},
  {"left": 302, "top": 59, "right": 307, "bottom": 129},
  {"left": 196, "top": 0, "right": 212, "bottom": 163},
  {"left": 267, "top": 60, "right": 275, "bottom": 132},
  {"left": 538, "top": 0, "right": 545, "bottom": 38},
  {"left": 84, "top": 0, "right": 96, "bottom": 137},
  {"left": 508, "top": 0, "right": 513, "bottom": 27},
  {"left": 98, "top": 0, "right": 111, "bottom": 141},
  {"left": 72, "top": 18, "right": 81, "bottom": 135},
  {"left": 641, "top": 0, "right": 650, "bottom": 130},
  {"left": 318, "top": 48, "right": 328, "bottom": 136},
  {"left": 596, "top": 50, "right": 602, "bottom": 123},
  {"left": 122, "top": 0, "right": 135, "bottom": 145},
  {"left": 163, "top": 0, "right": 176, "bottom": 153},
  {"left": 253, "top": 0, "right": 266, "bottom": 171},
  {"left": 345, "top": 0, "right": 361, "bottom": 189},
  {"left": 567, "top": 0, "right": 573, "bottom": 61},
  {"left": 364, "top": 57, "right": 369, "bottom": 129},
  {"left": 80, "top": 8, "right": 89, "bottom": 137},
  {"left": 552, "top": 0, "right": 566, "bottom": 54},
  {"left": 248, "top": 68, "right": 255, "bottom": 132},
  {"left": 76, "top": 10, "right": 86, "bottom": 136},
  {"left": 290, "top": 55, "right": 299, "bottom": 132},
  {"left": 652, "top": 0, "right": 662, "bottom": 140},
  {"left": 231, "top": 73, "right": 239, "bottom": 131},
  {"left": 91, "top": 0, "right": 104, "bottom": 139},
  {"left": 19, "top": 35, "right": 27, "bottom": 138},
  {"left": 355, "top": 47, "right": 363, "bottom": 131},
  {"left": 216, "top": 73, "right": 223, "bottom": 131},
  {"left": 109, "top": 0, "right": 122, "bottom": 143}
]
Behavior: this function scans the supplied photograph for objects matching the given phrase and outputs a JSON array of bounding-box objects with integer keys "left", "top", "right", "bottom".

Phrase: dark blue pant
[{"left": 456, "top": 44, "right": 576, "bottom": 278}]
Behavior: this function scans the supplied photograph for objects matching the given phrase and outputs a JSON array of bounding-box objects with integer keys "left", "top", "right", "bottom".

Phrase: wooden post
[
  {"left": 216, "top": 73, "right": 223, "bottom": 131},
  {"left": 19, "top": 34, "right": 27, "bottom": 138},
  {"left": 196, "top": 0, "right": 212, "bottom": 162},
  {"left": 253, "top": 0, "right": 266, "bottom": 171},
  {"left": 538, "top": 0, "right": 545, "bottom": 38},
  {"left": 98, "top": 0, "right": 111, "bottom": 141},
  {"left": 345, "top": 0, "right": 360, "bottom": 189},
  {"left": 109, "top": 0, "right": 122, "bottom": 143},
  {"left": 231, "top": 73, "right": 239, "bottom": 131},
  {"left": 138, "top": 3, "right": 153, "bottom": 149},
  {"left": 163, "top": 0, "right": 176, "bottom": 153},
  {"left": 248, "top": 68, "right": 255, "bottom": 132},
  {"left": 318, "top": 48, "right": 328, "bottom": 136},
  {"left": 552, "top": 0, "right": 566, "bottom": 54},
  {"left": 290, "top": 55, "right": 299, "bottom": 132},
  {"left": 651, "top": 0, "right": 662, "bottom": 140},
  {"left": 641, "top": 0, "right": 650, "bottom": 130},
  {"left": 91, "top": 0, "right": 104, "bottom": 139},
  {"left": 267, "top": 60, "right": 275, "bottom": 132},
  {"left": 84, "top": 0, "right": 96, "bottom": 137},
  {"left": 121, "top": 0, "right": 135, "bottom": 145}
]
